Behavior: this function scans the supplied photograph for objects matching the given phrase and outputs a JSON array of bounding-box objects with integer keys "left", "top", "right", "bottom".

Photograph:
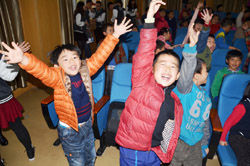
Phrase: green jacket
[
  {"left": 211, "top": 67, "right": 244, "bottom": 98},
  {"left": 197, "top": 46, "right": 212, "bottom": 70}
]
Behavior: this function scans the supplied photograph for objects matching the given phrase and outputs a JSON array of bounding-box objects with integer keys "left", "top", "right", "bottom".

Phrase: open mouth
[
  {"left": 69, "top": 65, "right": 77, "bottom": 71},
  {"left": 161, "top": 74, "right": 171, "bottom": 82}
]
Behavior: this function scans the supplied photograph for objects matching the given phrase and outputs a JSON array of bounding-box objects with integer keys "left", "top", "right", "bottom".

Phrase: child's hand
[
  {"left": 188, "top": 23, "right": 200, "bottom": 47},
  {"left": 17, "top": 41, "right": 31, "bottom": 53},
  {"left": 0, "top": 42, "right": 25, "bottom": 64},
  {"left": 113, "top": 18, "right": 133, "bottom": 39},
  {"left": 219, "top": 140, "right": 228, "bottom": 146},
  {"left": 147, "top": 0, "right": 166, "bottom": 19},
  {"left": 201, "top": 9, "right": 213, "bottom": 25},
  {"left": 205, "top": 148, "right": 209, "bottom": 155}
]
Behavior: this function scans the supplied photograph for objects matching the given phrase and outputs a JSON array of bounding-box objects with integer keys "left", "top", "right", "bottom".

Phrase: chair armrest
[
  {"left": 41, "top": 94, "right": 54, "bottom": 104},
  {"left": 207, "top": 108, "right": 223, "bottom": 159},
  {"left": 210, "top": 108, "right": 223, "bottom": 132},
  {"left": 94, "top": 95, "right": 110, "bottom": 114}
]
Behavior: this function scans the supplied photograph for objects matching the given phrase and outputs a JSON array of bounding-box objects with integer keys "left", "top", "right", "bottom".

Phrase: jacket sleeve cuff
[
  {"left": 184, "top": 44, "right": 197, "bottom": 54},
  {"left": 202, "top": 145, "right": 208, "bottom": 150},
  {"left": 143, "top": 23, "right": 155, "bottom": 29}
]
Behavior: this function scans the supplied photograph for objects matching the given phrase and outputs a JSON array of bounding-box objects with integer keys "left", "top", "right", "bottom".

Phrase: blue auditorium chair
[
  {"left": 122, "top": 31, "right": 140, "bottom": 62},
  {"left": 173, "top": 47, "right": 183, "bottom": 60},
  {"left": 97, "top": 63, "right": 132, "bottom": 156},
  {"left": 209, "top": 74, "right": 250, "bottom": 166},
  {"left": 225, "top": 30, "right": 235, "bottom": 46},
  {"left": 233, "top": 39, "right": 248, "bottom": 70}
]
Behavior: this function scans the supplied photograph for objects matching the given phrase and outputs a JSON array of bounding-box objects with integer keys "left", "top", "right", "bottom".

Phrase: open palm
[
  {"left": 113, "top": 17, "right": 133, "bottom": 38},
  {"left": 147, "top": 0, "right": 166, "bottom": 18},
  {"left": 0, "top": 42, "right": 24, "bottom": 64}
]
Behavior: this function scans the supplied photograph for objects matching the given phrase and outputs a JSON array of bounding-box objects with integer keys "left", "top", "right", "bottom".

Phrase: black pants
[
  {"left": 0, "top": 118, "right": 32, "bottom": 151},
  {"left": 94, "top": 27, "right": 104, "bottom": 45},
  {"left": 229, "top": 133, "right": 250, "bottom": 166}
]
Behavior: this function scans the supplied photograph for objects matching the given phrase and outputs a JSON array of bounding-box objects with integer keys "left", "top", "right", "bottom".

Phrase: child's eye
[{"left": 64, "top": 59, "right": 68, "bottom": 61}]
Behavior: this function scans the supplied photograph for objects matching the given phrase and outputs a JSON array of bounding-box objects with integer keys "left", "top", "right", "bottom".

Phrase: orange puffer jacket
[{"left": 20, "top": 35, "right": 119, "bottom": 131}]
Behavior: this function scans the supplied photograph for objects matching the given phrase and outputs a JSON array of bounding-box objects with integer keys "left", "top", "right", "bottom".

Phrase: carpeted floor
[{"left": 0, "top": 87, "right": 220, "bottom": 166}]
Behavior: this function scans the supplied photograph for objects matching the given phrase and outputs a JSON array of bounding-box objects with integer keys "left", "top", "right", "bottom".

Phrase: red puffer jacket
[{"left": 115, "top": 28, "right": 183, "bottom": 163}]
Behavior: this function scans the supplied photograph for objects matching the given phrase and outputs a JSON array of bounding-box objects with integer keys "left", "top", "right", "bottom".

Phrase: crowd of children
[{"left": 1, "top": 0, "right": 250, "bottom": 165}]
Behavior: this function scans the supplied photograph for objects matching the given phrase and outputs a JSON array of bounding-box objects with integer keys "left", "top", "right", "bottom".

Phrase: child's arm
[
  {"left": 131, "top": 0, "right": 166, "bottom": 87},
  {"left": 87, "top": 18, "right": 132, "bottom": 76},
  {"left": 197, "top": 9, "right": 213, "bottom": 53},
  {"left": 177, "top": 24, "right": 200, "bottom": 94},
  {"left": 220, "top": 104, "right": 246, "bottom": 145},
  {"left": 201, "top": 119, "right": 211, "bottom": 155},
  {"left": 0, "top": 41, "right": 30, "bottom": 81},
  {"left": 182, "top": 1, "right": 203, "bottom": 45},
  {"left": 0, "top": 42, "right": 60, "bottom": 88}
]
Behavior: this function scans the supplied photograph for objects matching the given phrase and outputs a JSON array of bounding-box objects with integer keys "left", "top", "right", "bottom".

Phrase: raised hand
[
  {"left": 113, "top": 17, "right": 133, "bottom": 38},
  {"left": 201, "top": 9, "right": 213, "bottom": 25},
  {"left": 219, "top": 140, "right": 228, "bottom": 146},
  {"left": 0, "top": 42, "right": 25, "bottom": 64},
  {"left": 17, "top": 41, "right": 31, "bottom": 53},
  {"left": 147, "top": 0, "right": 166, "bottom": 19},
  {"left": 188, "top": 23, "right": 200, "bottom": 47},
  {"left": 196, "top": 1, "right": 203, "bottom": 9}
]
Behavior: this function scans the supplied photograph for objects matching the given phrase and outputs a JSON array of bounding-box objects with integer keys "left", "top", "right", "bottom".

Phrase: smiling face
[
  {"left": 57, "top": 50, "right": 81, "bottom": 76},
  {"left": 153, "top": 54, "right": 180, "bottom": 87},
  {"left": 194, "top": 63, "right": 208, "bottom": 86},
  {"left": 207, "top": 36, "right": 216, "bottom": 53},
  {"left": 226, "top": 57, "right": 242, "bottom": 71}
]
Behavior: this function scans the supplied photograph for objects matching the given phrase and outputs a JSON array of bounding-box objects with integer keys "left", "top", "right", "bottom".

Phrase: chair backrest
[
  {"left": 248, "top": 63, "right": 250, "bottom": 74},
  {"left": 225, "top": 30, "right": 235, "bottom": 46},
  {"left": 209, "top": 49, "right": 229, "bottom": 85},
  {"left": 233, "top": 38, "right": 248, "bottom": 70},
  {"left": 110, "top": 63, "right": 132, "bottom": 103},
  {"left": 218, "top": 74, "right": 250, "bottom": 128},
  {"left": 173, "top": 47, "right": 183, "bottom": 60},
  {"left": 92, "top": 68, "right": 105, "bottom": 102},
  {"left": 123, "top": 31, "right": 140, "bottom": 50},
  {"left": 176, "top": 27, "right": 187, "bottom": 37},
  {"left": 174, "top": 34, "right": 185, "bottom": 45}
]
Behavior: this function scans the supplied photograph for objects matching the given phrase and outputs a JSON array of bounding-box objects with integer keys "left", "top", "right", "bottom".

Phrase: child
[
  {"left": 219, "top": 83, "right": 250, "bottom": 166},
  {"left": 155, "top": 8, "right": 169, "bottom": 32},
  {"left": 115, "top": 1, "right": 184, "bottom": 165},
  {"left": 0, "top": 42, "right": 34, "bottom": 160},
  {"left": 215, "top": 18, "right": 238, "bottom": 50},
  {"left": 0, "top": 18, "right": 132, "bottom": 166},
  {"left": 196, "top": 9, "right": 215, "bottom": 70},
  {"left": 211, "top": 50, "right": 244, "bottom": 105},
  {"left": 94, "top": 1, "right": 106, "bottom": 45},
  {"left": 166, "top": 10, "right": 177, "bottom": 40},
  {"left": 210, "top": 14, "right": 220, "bottom": 35},
  {"left": 157, "top": 27, "right": 176, "bottom": 49},
  {"left": 169, "top": 10, "right": 213, "bottom": 166}
]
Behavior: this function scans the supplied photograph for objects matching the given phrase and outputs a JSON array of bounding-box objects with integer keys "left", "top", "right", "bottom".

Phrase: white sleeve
[
  {"left": 76, "top": 13, "right": 85, "bottom": 26},
  {"left": 236, "top": 11, "right": 244, "bottom": 28},
  {"left": 89, "top": 10, "right": 96, "bottom": 19},
  {"left": 0, "top": 57, "right": 19, "bottom": 82},
  {"left": 96, "top": 12, "right": 106, "bottom": 22},
  {"left": 111, "top": 9, "right": 118, "bottom": 22}
]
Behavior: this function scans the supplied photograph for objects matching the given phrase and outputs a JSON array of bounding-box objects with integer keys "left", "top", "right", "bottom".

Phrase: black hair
[
  {"left": 159, "top": 8, "right": 166, "bottom": 13},
  {"left": 155, "top": 40, "right": 165, "bottom": 52},
  {"left": 108, "top": 2, "right": 113, "bottom": 8},
  {"left": 74, "top": 2, "right": 85, "bottom": 18},
  {"left": 153, "top": 49, "right": 180, "bottom": 67},
  {"left": 226, "top": 12, "right": 231, "bottom": 17},
  {"left": 243, "top": 17, "right": 250, "bottom": 23},
  {"left": 217, "top": 4, "right": 223, "bottom": 11},
  {"left": 128, "top": 0, "right": 137, "bottom": 10},
  {"left": 208, "top": 34, "right": 215, "bottom": 39},
  {"left": 86, "top": 0, "right": 92, "bottom": 3},
  {"left": 206, "top": 7, "right": 213, "bottom": 13},
  {"left": 195, "top": 17, "right": 204, "bottom": 25},
  {"left": 226, "top": 50, "right": 243, "bottom": 61},
  {"left": 102, "top": 23, "right": 113, "bottom": 32},
  {"left": 221, "top": 18, "right": 233, "bottom": 27},
  {"left": 194, "top": 58, "right": 206, "bottom": 74},
  {"left": 115, "top": 0, "right": 123, "bottom": 7},
  {"left": 242, "top": 83, "right": 250, "bottom": 100},
  {"left": 180, "top": 18, "right": 190, "bottom": 27},
  {"left": 50, "top": 44, "right": 81, "bottom": 65},
  {"left": 158, "top": 27, "right": 170, "bottom": 36},
  {"left": 96, "top": 1, "right": 101, "bottom": 5}
]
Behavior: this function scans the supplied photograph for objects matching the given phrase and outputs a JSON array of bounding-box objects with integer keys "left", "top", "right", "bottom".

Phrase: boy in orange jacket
[{"left": 0, "top": 18, "right": 132, "bottom": 166}]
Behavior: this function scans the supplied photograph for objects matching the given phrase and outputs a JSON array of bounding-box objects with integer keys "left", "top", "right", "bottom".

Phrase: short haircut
[
  {"left": 153, "top": 49, "right": 180, "bottom": 67},
  {"left": 158, "top": 27, "right": 170, "bottom": 36},
  {"left": 221, "top": 18, "right": 233, "bottom": 27},
  {"left": 217, "top": 4, "right": 223, "bottom": 11},
  {"left": 194, "top": 58, "right": 206, "bottom": 74},
  {"left": 102, "top": 23, "right": 113, "bottom": 32},
  {"left": 86, "top": 0, "right": 92, "bottom": 3},
  {"left": 208, "top": 34, "right": 215, "bottom": 39},
  {"left": 195, "top": 17, "right": 204, "bottom": 25},
  {"left": 50, "top": 44, "right": 81, "bottom": 65},
  {"left": 96, "top": 1, "right": 101, "bottom": 5},
  {"left": 243, "top": 17, "right": 250, "bottom": 23},
  {"left": 159, "top": 8, "right": 166, "bottom": 13},
  {"left": 155, "top": 40, "right": 165, "bottom": 52},
  {"left": 115, "top": 0, "right": 123, "bottom": 6},
  {"left": 226, "top": 50, "right": 243, "bottom": 61},
  {"left": 108, "top": 2, "right": 113, "bottom": 7}
]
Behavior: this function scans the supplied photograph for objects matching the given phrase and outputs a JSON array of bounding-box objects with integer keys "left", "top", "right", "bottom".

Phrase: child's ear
[
  {"left": 54, "top": 64, "right": 59, "bottom": 68},
  {"left": 103, "top": 32, "right": 107, "bottom": 36},
  {"left": 176, "top": 72, "right": 180, "bottom": 80},
  {"left": 226, "top": 59, "right": 228, "bottom": 64}
]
